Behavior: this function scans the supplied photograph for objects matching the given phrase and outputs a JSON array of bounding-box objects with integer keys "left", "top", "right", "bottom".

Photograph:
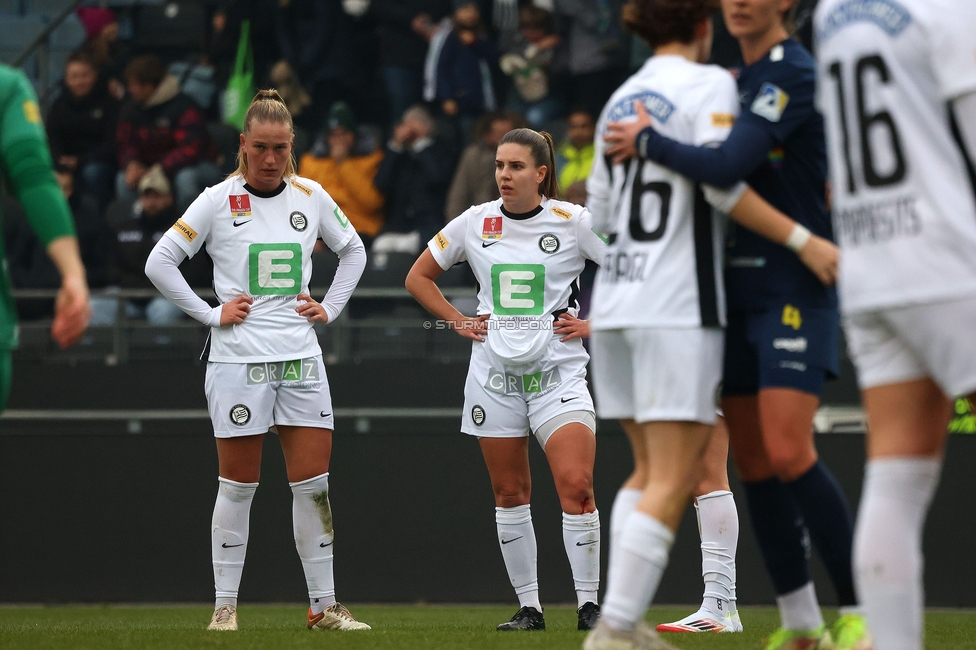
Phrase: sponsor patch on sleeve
[
  {"left": 333, "top": 206, "right": 349, "bottom": 228},
  {"left": 550, "top": 206, "right": 573, "bottom": 220},
  {"left": 434, "top": 231, "right": 449, "bottom": 251},
  {"left": 172, "top": 219, "right": 197, "bottom": 242},
  {"left": 290, "top": 179, "right": 313, "bottom": 196},
  {"left": 711, "top": 113, "right": 736, "bottom": 128},
  {"left": 22, "top": 100, "right": 41, "bottom": 124}
]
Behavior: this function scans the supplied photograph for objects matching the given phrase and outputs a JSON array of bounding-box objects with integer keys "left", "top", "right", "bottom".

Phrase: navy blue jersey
[{"left": 726, "top": 39, "right": 837, "bottom": 312}]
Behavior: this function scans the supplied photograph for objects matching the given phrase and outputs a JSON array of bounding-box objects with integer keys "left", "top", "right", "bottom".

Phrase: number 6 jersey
[
  {"left": 165, "top": 175, "right": 356, "bottom": 363},
  {"left": 587, "top": 55, "right": 747, "bottom": 331},
  {"left": 815, "top": 0, "right": 976, "bottom": 313}
]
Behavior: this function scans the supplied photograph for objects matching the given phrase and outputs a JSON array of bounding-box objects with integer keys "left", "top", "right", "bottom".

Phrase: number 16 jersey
[
  {"left": 587, "top": 55, "right": 747, "bottom": 330},
  {"left": 815, "top": 0, "right": 976, "bottom": 313}
]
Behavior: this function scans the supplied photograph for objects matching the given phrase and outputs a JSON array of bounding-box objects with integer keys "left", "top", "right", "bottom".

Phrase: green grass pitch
[{"left": 0, "top": 605, "right": 973, "bottom": 649}]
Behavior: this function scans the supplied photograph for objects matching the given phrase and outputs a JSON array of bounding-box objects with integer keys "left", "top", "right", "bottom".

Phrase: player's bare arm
[
  {"left": 406, "top": 249, "right": 489, "bottom": 342},
  {"left": 46, "top": 236, "right": 91, "bottom": 349},
  {"left": 553, "top": 313, "right": 590, "bottom": 342},
  {"left": 727, "top": 189, "right": 839, "bottom": 286}
]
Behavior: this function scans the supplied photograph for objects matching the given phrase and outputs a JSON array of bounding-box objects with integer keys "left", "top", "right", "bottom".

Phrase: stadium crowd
[
  {"left": 4, "top": 0, "right": 812, "bottom": 323},
  {"left": 3, "top": 1, "right": 975, "bottom": 649}
]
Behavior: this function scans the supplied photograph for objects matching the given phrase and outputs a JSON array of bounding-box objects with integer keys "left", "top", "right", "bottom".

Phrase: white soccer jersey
[
  {"left": 165, "top": 175, "right": 356, "bottom": 363},
  {"left": 815, "top": 0, "right": 976, "bottom": 313},
  {"left": 430, "top": 197, "right": 605, "bottom": 317},
  {"left": 586, "top": 56, "right": 746, "bottom": 330}
]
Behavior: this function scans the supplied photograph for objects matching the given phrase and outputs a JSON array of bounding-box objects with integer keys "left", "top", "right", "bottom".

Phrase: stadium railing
[
  {"left": 7, "top": 287, "right": 871, "bottom": 434},
  {"left": 10, "top": 285, "right": 477, "bottom": 364}
]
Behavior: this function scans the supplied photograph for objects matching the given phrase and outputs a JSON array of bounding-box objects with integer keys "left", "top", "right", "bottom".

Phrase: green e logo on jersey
[
  {"left": 249, "top": 243, "right": 302, "bottom": 295},
  {"left": 491, "top": 264, "right": 545, "bottom": 315}
]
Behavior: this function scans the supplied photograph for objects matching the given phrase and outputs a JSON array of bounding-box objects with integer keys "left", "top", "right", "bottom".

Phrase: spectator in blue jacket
[{"left": 434, "top": 1, "right": 499, "bottom": 139}]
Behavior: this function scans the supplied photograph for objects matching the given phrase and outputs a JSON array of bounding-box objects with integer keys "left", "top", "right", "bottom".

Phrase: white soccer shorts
[
  {"left": 590, "top": 327, "right": 724, "bottom": 425},
  {"left": 460, "top": 340, "right": 595, "bottom": 447},
  {"left": 205, "top": 356, "right": 335, "bottom": 438},
  {"left": 844, "top": 293, "right": 976, "bottom": 395}
]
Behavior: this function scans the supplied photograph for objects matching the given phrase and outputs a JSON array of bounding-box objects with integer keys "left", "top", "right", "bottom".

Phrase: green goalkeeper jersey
[{"left": 0, "top": 64, "right": 76, "bottom": 350}]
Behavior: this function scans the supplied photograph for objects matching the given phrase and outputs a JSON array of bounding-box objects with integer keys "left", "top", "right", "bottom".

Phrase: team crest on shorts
[
  {"left": 229, "top": 404, "right": 251, "bottom": 426},
  {"left": 539, "top": 233, "right": 559, "bottom": 254},
  {"left": 290, "top": 211, "right": 308, "bottom": 232},
  {"left": 230, "top": 194, "right": 251, "bottom": 216},
  {"left": 471, "top": 405, "right": 486, "bottom": 426}
]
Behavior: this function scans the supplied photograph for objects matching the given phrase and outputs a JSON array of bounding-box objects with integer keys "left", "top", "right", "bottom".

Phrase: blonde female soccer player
[
  {"left": 406, "top": 128, "right": 605, "bottom": 632},
  {"left": 145, "top": 90, "right": 369, "bottom": 632}
]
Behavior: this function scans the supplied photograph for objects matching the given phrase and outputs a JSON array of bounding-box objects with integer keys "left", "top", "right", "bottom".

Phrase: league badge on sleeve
[
  {"left": 751, "top": 83, "right": 790, "bottom": 123},
  {"left": 483, "top": 217, "right": 503, "bottom": 240},
  {"left": 230, "top": 194, "right": 252, "bottom": 217}
]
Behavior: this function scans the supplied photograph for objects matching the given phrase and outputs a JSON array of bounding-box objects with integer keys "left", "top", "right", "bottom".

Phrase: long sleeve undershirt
[
  {"left": 637, "top": 120, "right": 775, "bottom": 188},
  {"left": 144, "top": 233, "right": 368, "bottom": 327}
]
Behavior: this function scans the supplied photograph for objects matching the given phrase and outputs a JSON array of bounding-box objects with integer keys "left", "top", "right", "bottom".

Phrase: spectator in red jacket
[{"left": 115, "top": 54, "right": 221, "bottom": 211}]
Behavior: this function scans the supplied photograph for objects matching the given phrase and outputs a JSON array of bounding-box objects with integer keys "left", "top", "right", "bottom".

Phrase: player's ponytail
[
  {"left": 499, "top": 128, "right": 560, "bottom": 199},
  {"left": 232, "top": 89, "right": 297, "bottom": 180}
]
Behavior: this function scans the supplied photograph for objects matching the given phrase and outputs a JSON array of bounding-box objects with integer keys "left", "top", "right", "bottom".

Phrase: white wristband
[{"left": 784, "top": 224, "right": 811, "bottom": 253}]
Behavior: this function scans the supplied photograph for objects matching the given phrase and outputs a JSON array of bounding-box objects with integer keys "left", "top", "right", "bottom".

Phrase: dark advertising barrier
[{"left": 1, "top": 359, "right": 973, "bottom": 606}]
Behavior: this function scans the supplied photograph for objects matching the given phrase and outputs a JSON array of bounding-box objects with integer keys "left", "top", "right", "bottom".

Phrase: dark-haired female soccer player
[
  {"left": 407, "top": 128, "right": 605, "bottom": 632},
  {"left": 604, "top": 0, "right": 870, "bottom": 648}
]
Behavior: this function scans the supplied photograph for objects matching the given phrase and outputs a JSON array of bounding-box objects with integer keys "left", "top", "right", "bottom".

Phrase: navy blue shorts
[{"left": 722, "top": 304, "right": 839, "bottom": 397}]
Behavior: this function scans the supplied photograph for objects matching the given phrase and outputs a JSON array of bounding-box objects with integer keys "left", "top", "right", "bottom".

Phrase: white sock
[
  {"left": 697, "top": 490, "right": 738, "bottom": 617},
  {"left": 290, "top": 472, "right": 337, "bottom": 614},
  {"left": 496, "top": 505, "right": 541, "bottom": 611},
  {"left": 609, "top": 488, "right": 641, "bottom": 566},
  {"left": 212, "top": 477, "right": 258, "bottom": 609},
  {"left": 601, "top": 510, "right": 674, "bottom": 632},
  {"left": 854, "top": 457, "right": 941, "bottom": 650},
  {"left": 730, "top": 560, "right": 738, "bottom": 616},
  {"left": 777, "top": 581, "right": 824, "bottom": 631},
  {"left": 562, "top": 510, "right": 601, "bottom": 607}
]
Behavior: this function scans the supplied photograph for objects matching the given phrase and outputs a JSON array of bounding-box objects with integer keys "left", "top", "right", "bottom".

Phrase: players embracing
[
  {"left": 601, "top": 0, "right": 873, "bottom": 647},
  {"left": 585, "top": 0, "right": 842, "bottom": 647}
]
